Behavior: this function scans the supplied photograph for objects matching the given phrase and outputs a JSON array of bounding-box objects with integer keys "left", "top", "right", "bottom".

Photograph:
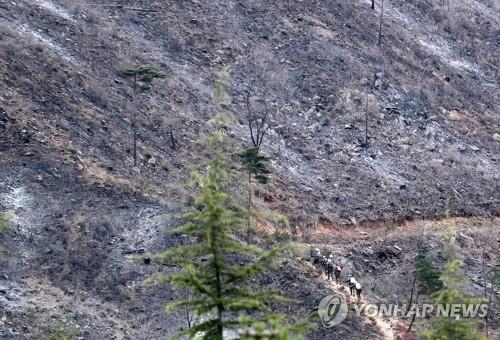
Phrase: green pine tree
[
  {"left": 119, "top": 65, "right": 166, "bottom": 166},
  {"left": 238, "top": 147, "right": 271, "bottom": 244},
  {"left": 147, "top": 68, "right": 304, "bottom": 339},
  {"left": 414, "top": 245, "right": 443, "bottom": 295},
  {"left": 422, "top": 229, "right": 485, "bottom": 340},
  {"left": 407, "top": 245, "right": 443, "bottom": 331},
  {"left": 238, "top": 147, "right": 271, "bottom": 185},
  {"left": 424, "top": 260, "right": 486, "bottom": 340}
]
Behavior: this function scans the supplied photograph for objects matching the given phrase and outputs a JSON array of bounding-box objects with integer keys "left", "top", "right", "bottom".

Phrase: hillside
[{"left": 0, "top": 0, "right": 499, "bottom": 339}]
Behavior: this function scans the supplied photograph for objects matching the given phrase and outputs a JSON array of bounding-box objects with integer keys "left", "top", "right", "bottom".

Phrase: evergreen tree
[
  {"left": 147, "top": 68, "right": 304, "bottom": 339},
  {"left": 422, "top": 229, "right": 485, "bottom": 340},
  {"left": 238, "top": 147, "right": 271, "bottom": 244},
  {"left": 414, "top": 245, "right": 443, "bottom": 295},
  {"left": 407, "top": 245, "right": 443, "bottom": 331},
  {"left": 119, "top": 65, "right": 166, "bottom": 166},
  {"left": 424, "top": 260, "right": 485, "bottom": 340}
]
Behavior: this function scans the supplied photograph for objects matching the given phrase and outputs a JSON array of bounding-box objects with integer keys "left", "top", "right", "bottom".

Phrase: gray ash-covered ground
[
  {"left": 0, "top": 0, "right": 499, "bottom": 338},
  {"left": 1, "top": 0, "right": 498, "bottom": 225}
]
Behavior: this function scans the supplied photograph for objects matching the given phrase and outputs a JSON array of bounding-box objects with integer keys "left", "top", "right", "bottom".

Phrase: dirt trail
[
  {"left": 304, "top": 258, "right": 406, "bottom": 339},
  {"left": 323, "top": 271, "right": 404, "bottom": 340},
  {"left": 301, "top": 216, "right": 500, "bottom": 339}
]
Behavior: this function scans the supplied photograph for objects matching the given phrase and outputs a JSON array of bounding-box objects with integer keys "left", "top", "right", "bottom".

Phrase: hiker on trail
[
  {"left": 334, "top": 264, "right": 342, "bottom": 283},
  {"left": 346, "top": 274, "right": 356, "bottom": 296},
  {"left": 355, "top": 280, "right": 362, "bottom": 302},
  {"left": 312, "top": 248, "right": 321, "bottom": 264},
  {"left": 321, "top": 256, "right": 328, "bottom": 274},
  {"left": 326, "top": 258, "right": 334, "bottom": 281}
]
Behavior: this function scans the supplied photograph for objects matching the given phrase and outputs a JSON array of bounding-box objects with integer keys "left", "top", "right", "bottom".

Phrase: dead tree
[
  {"left": 245, "top": 80, "right": 272, "bottom": 149},
  {"left": 241, "top": 47, "right": 291, "bottom": 150},
  {"left": 473, "top": 236, "right": 499, "bottom": 338},
  {"left": 364, "top": 99, "right": 369, "bottom": 147},
  {"left": 120, "top": 65, "right": 165, "bottom": 167},
  {"left": 362, "top": 93, "right": 378, "bottom": 148},
  {"left": 168, "top": 124, "right": 177, "bottom": 150},
  {"left": 378, "top": 0, "right": 385, "bottom": 46}
]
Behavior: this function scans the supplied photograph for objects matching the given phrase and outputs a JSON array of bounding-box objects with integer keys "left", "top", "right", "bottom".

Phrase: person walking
[
  {"left": 311, "top": 248, "right": 321, "bottom": 264},
  {"left": 334, "top": 264, "right": 342, "bottom": 284},
  {"left": 323, "top": 256, "right": 330, "bottom": 274},
  {"left": 355, "top": 280, "right": 362, "bottom": 302},
  {"left": 346, "top": 274, "right": 356, "bottom": 296},
  {"left": 326, "top": 258, "right": 334, "bottom": 281}
]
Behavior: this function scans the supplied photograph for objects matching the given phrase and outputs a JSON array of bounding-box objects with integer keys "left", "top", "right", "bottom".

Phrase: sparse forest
[{"left": 0, "top": 0, "right": 498, "bottom": 339}]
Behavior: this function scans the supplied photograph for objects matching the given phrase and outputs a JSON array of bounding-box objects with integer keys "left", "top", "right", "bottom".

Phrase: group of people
[{"left": 311, "top": 248, "right": 363, "bottom": 302}]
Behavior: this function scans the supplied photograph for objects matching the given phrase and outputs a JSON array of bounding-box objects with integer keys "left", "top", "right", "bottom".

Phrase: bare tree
[
  {"left": 363, "top": 92, "right": 378, "bottom": 147},
  {"left": 240, "top": 47, "right": 292, "bottom": 149},
  {"left": 168, "top": 124, "right": 177, "bottom": 150},
  {"left": 245, "top": 82, "right": 272, "bottom": 149},
  {"left": 473, "top": 234, "right": 499, "bottom": 338},
  {"left": 120, "top": 65, "right": 165, "bottom": 167},
  {"left": 378, "top": 0, "right": 385, "bottom": 46},
  {"left": 364, "top": 99, "right": 369, "bottom": 147}
]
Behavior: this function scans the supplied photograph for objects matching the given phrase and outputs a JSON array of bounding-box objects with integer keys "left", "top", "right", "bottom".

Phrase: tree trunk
[
  {"left": 407, "top": 291, "right": 419, "bottom": 332},
  {"left": 133, "top": 123, "right": 137, "bottom": 166},
  {"left": 184, "top": 289, "right": 192, "bottom": 329},
  {"left": 169, "top": 125, "right": 176, "bottom": 150},
  {"left": 378, "top": 0, "right": 385, "bottom": 46},
  {"left": 132, "top": 74, "right": 138, "bottom": 167},
  {"left": 214, "top": 258, "right": 224, "bottom": 338},
  {"left": 371, "top": 0, "right": 375, "bottom": 9},
  {"left": 247, "top": 171, "right": 252, "bottom": 244},
  {"left": 481, "top": 249, "right": 489, "bottom": 337},
  {"left": 216, "top": 305, "right": 223, "bottom": 339},
  {"left": 406, "top": 275, "right": 417, "bottom": 314},
  {"left": 212, "top": 234, "right": 224, "bottom": 339},
  {"left": 365, "top": 108, "right": 369, "bottom": 146}
]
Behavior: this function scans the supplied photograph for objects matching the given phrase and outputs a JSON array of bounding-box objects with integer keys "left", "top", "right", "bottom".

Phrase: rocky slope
[{"left": 0, "top": 0, "right": 499, "bottom": 338}]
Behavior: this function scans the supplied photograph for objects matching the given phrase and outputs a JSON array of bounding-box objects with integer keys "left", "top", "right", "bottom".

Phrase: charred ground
[{"left": 0, "top": 0, "right": 499, "bottom": 339}]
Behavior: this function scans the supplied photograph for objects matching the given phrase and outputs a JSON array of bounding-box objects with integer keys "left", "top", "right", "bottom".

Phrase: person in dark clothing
[
  {"left": 326, "top": 258, "right": 334, "bottom": 281},
  {"left": 334, "top": 264, "right": 342, "bottom": 283}
]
